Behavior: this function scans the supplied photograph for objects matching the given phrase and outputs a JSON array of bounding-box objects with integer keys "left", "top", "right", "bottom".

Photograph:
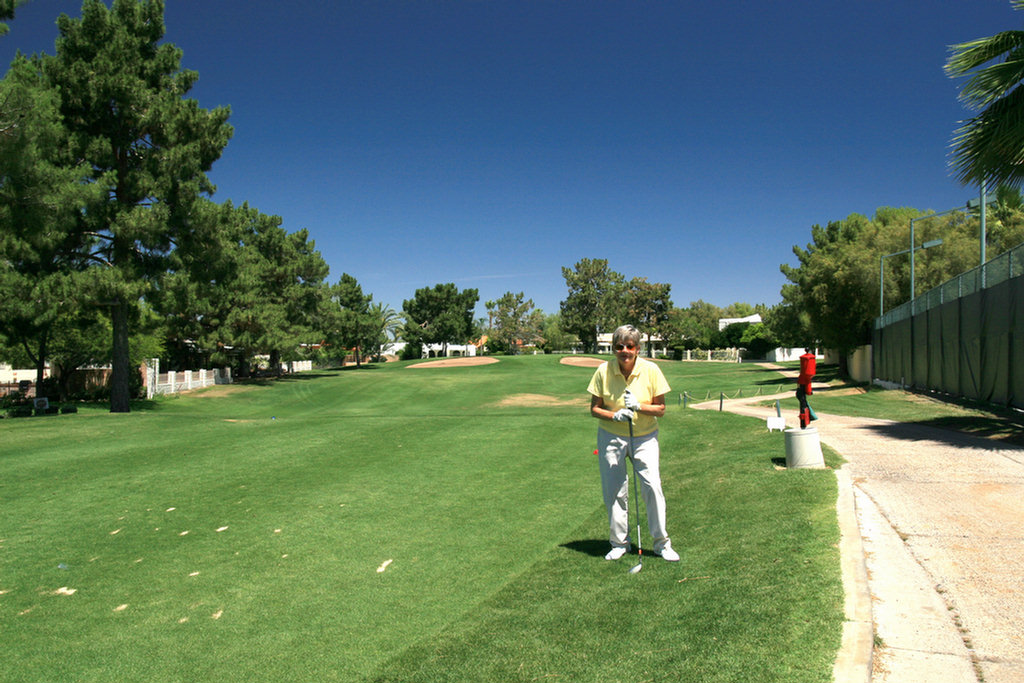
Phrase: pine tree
[{"left": 43, "top": 0, "right": 232, "bottom": 411}]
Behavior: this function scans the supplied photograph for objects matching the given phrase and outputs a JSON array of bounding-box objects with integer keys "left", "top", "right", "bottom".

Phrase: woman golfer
[{"left": 587, "top": 324, "right": 678, "bottom": 562}]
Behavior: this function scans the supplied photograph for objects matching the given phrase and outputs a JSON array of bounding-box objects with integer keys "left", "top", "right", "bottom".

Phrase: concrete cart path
[{"left": 692, "top": 392, "right": 1024, "bottom": 683}]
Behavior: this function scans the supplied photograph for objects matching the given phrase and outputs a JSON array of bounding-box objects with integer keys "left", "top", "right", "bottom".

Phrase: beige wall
[
  {"left": 848, "top": 345, "right": 872, "bottom": 383},
  {"left": 822, "top": 346, "right": 872, "bottom": 382}
]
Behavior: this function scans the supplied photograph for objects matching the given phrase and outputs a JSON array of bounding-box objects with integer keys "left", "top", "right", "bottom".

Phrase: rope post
[
  {"left": 719, "top": 392, "right": 724, "bottom": 411},
  {"left": 775, "top": 400, "right": 781, "bottom": 417}
]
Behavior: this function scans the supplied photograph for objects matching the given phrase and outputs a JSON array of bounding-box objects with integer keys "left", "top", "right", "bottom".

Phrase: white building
[
  {"left": 717, "top": 314, "right": 762, "bottom": 330},
  {"left": 0, "top": 362, "right": 51, "bottom": 384},
  {"left": 595, "top": 333, "right": 671, "bottom": 357},
  {"left": 422, "top": 342, "right": 479, "bottom": 358}
]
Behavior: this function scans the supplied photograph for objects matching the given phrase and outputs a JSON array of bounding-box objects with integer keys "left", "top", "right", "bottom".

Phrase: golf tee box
[{"left": 783, "top": 427, "right": 825, "bottom": 469}]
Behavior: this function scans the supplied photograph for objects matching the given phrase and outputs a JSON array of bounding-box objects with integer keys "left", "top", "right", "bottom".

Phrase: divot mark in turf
[
  {"left": 211, "top": 609, "right": 223, "bottom": 620},
  {"left": 114, "top": 604, "right": 128, "bottom": 612},
  {"left": 376, "top": 559, "right": 393, "bottom": 573},
  {"left": 216, "top": 526, "right": 229, "bottom": 532},
  {"left": 54, "top": 587, "right": 76, "bottom": 596},
  {"left": 110, "top": 528, "right": 122, "bottom": 535}
]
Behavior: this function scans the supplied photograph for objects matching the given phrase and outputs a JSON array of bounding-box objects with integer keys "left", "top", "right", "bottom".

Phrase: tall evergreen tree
[
  {"left": 328, "top": 273, "right": 374, "bottom": 366},
  {"left": 0, "top": 55, "right": 98, "bottom": 389},
  {"left": 220, "top": 204, "right": 329, "bottom": 375},
  {"left": 488, "top": 291, "right": 541, "bottom": 354},
  {"left": 154, "top": 198, "right": 240, "bottom": 369},
  {"left": 625, "top": 277, "right": 672, "bottom": 357},
  {"left": 401, "top": 283, "right": 479, "bottom": 356},
  {"left": 43, "top": 0, "right": 232, "bottom": 411},
  {"left": 0, "top": 0, "right": 24, "bottom": 36},
  {"left": 559, "top": 258, "right": 624, "bottom": 353}
]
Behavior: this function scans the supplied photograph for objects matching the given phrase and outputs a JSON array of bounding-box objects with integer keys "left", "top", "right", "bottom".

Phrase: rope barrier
[{"left": 679, "top": 384, "right": 792, "bottom": 407}]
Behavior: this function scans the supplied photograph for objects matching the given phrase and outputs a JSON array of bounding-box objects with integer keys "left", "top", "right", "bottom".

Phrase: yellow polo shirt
[{"left": 587, "top": 357, "right": 671, "bottom": 437}]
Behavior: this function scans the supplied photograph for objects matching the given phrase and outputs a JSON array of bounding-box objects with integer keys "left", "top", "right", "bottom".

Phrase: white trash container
[{"left": 784, "top": 427, "right": 825, "bottom": 469}]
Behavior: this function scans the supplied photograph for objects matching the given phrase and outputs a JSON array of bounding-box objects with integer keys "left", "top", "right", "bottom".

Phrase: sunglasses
[{"left": 613, "top": 343, "right": 636, "bottom": 351}]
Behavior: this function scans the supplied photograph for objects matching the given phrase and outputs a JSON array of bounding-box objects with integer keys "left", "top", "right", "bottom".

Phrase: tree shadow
[
  {"left": 862, "top": 418, "right": 1024, "bottom": 450},
  {"left": 334, "top": 364, "right": 382, "bottom": 372},
  {"left": 276, "top": 371, "right": 345, "bottom": 380}
]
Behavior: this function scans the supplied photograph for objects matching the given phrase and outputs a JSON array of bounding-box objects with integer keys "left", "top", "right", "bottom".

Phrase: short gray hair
[{"left": 611, "top": 324, "right": 641, "bottom": 348}]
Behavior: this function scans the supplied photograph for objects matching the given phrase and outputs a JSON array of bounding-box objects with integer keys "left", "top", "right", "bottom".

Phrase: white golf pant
[{"left": 597, "top": 427, "right": 670, "bottom": 553}]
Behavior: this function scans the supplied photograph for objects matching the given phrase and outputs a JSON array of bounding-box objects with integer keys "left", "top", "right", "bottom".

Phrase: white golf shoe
[
  {"left": 658, "top": 543, "right": 680, "bottom": 562},
  {"left": 604, "top": 544, "right": 630, "bottom": 561}
]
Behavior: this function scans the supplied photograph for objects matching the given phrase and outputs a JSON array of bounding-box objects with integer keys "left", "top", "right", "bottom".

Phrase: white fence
[
  {"left": 681, "top": 348, "right": 741, "bottom": 362},
  {"left": 145, "top": 359, "right": 232, "bottom": 399},
  {"left": 143, "top": 359, "right": 315, "bottom": 398}
]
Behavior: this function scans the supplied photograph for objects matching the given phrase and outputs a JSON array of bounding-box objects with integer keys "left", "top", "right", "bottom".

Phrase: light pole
[
  {"left": 966, "top": 184, "right": 996, "bottom": 288},
  {"left": 879, "top": 238, "right": 944, "bottom": 317}
]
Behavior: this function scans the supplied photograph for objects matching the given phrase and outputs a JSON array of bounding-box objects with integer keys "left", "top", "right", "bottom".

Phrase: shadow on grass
[
  {"left": 562, "top": 540, "right": 654, "bottom": 561},
  {"left": 560, "top": 539, "right": 609, "bottom": 558},
  {"left": 863, "top": 418, "right": 1024, "bottom": 450},
  {"left": 61, "top": 399, "right": 163, "bottom": 413},
  {"left": 749, "top": 362, "right": 844, "bottom": 388},
  {"left": 277, "top": 371, "right": 347, "bottom": 379},
  {"left": 233, "top": 369, "right": 351, "bottom": 385}
]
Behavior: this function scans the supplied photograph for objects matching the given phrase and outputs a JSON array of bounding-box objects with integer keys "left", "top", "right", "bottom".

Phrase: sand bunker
[
  {"left": 408, "top": 357, "right": 499, "bottom": 369},
  {"left": 559, "top": 356, "right": 605, "bottom": 368},
  {"left": 492, "top": 393, "right": 589, "bottom": 408}
]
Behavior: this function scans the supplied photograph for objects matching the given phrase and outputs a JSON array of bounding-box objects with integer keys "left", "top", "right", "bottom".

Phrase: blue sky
[{"left": 3, "top": 1, "right": 1020, "bottom": 318}]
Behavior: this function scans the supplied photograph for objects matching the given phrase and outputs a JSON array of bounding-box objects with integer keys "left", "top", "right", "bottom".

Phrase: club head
[{"left": 629, "top": 562, "right": 643, "bottom": 574}]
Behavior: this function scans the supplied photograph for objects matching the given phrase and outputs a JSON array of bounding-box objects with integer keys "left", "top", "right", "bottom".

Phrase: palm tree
[
  {"left": 368, "top": 302, "right": 401, "bottom": 360},
  {"left": 946, "top": 1, "right": 1024, "bottom": 187}
]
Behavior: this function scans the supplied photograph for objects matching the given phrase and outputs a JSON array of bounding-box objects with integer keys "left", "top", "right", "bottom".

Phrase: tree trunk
[
  {"left": 837, "top": 352, "right": 850, "bottom": 379},
  {"left": 110, "top": 299, "right": 132, "bottom": 413},
  {"left": 34, "top": 336, "right": 48, "bottom": 393},
  {"left": 56, "top": 362, "right": 73, "bottom": 402}
]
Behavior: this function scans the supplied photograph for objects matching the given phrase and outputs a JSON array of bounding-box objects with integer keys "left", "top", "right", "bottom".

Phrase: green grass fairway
[{"left": 1, "top": 356, "right": 842, "bottom": 682}]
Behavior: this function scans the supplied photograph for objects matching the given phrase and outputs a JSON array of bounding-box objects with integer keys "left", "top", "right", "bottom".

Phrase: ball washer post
[{"left": 627, "top": 417, "right": 643, "bottom": 575}]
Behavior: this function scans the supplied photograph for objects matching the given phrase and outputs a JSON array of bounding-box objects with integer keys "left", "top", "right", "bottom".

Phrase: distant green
[{"left": 1, "top": 356, "right": 842, "bottom": 682}]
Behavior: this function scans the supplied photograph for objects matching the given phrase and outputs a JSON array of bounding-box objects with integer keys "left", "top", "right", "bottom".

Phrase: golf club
[{"left": 628, "top": 417, "right": 643, "bottom": 574}]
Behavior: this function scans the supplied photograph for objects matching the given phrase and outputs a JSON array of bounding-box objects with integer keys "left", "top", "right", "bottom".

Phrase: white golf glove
[
  {"left": 623, "top": 390, "right": 641, "bottom": 412},
  {"left": 612, "top": 408, "right": 635, "bottom": 422}
]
